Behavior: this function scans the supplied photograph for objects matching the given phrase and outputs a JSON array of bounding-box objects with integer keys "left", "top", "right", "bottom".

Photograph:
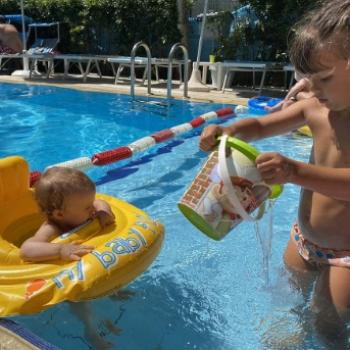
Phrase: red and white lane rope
[{"left": 29, "top": 107, "right": 235, "bottom": 186}]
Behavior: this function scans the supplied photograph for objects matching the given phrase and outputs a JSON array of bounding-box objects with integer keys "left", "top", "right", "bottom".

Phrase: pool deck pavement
[{"left": 0, "top": 74, "right": 286, "bottom": 106}]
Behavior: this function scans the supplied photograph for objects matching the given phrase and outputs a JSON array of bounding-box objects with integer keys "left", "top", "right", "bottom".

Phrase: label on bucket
[{"left": 178, "top": 150, "right": 270, "bottom": 240}]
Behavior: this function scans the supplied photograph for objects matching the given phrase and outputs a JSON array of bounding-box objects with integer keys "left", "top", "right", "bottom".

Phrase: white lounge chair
[
  {"left": 0, "top": 21, "right": 60, "bottom": 76},
  {"left": 27, "top": 54, "right": 111, "bottom": 81},
  {"left": 107, "top": 56, "right": 185, "bottom": 85},
  {"left": 196, "top": 61, "right": 284, "bottom": 92}
]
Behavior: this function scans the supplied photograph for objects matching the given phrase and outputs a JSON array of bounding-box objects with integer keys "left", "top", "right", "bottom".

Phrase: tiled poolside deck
[{"left": 0, "top": 74, "right": 285, "bottom": 106}]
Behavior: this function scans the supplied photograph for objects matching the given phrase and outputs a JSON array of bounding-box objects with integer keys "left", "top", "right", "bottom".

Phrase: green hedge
[
  {"left": 207, "top": 1, "right": 320, "bottom": 62},
  {"left": 237, "top": 0, "right": 319, "bottom": 61},
  {"left": 0, "top": 0, "right": 181, "bottom": 56}
]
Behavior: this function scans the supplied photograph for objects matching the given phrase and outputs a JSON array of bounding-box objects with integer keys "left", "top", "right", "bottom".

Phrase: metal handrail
[
  {"left": 130, "top": 41, "right": 152, "bottom": 98},
  {"left": 167, "top": 43, "right": 189, "bottom": 99}
]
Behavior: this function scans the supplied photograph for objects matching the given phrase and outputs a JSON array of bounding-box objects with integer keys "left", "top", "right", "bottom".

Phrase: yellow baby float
[
  {"left": 297, "top": 125, "right": 312, "bottom": 137},
  {"left": 0, "top": 156, "right": 164, "bottom": 316}
]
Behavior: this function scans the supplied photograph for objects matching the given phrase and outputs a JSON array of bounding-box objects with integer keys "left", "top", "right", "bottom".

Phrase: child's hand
[
  {"left": 95, "top": 210, "right": 115, "bottom": 228},
  {"left": 59, "top": 242, "right": 94, "bottom": 261},
  {"left": 256, "top": 152, "right": 295, "bottom": 184},
  {"left": 200, "top": 125, "right": 224, "bottom": 151}
]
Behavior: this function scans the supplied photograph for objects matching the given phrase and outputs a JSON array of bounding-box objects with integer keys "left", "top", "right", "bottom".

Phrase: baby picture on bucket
[{"left": 197, "top": 154, "right": 270, "bottom": 236}]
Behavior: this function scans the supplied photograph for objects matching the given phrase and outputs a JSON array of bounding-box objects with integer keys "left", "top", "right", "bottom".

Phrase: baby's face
[{"left": 60, "top": 191, "right": 96, "bottom": 227}]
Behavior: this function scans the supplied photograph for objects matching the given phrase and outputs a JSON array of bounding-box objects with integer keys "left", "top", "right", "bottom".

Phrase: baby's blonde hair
[
  {"left": 34, "top": 167, "right": 95, "bottom": 216},
  {"left": 289, "top": 0, "right": 350, "bottom": 74}
]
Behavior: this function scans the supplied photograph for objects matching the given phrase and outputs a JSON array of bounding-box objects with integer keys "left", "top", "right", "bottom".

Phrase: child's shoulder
[{"left": 302, "top": 97, "right": 329, "bottom": 119}]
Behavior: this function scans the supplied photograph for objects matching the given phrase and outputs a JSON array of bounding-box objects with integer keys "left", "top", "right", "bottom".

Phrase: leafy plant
[
  {"left": 203, "top": 0, "right": 320, "bottom": 62},
  {"left": 238, "top": 0, "right": 319, "bottom": 61},
  {"left": 206, "top": 11, "right": 233, "bottom": 61},
  {"left": 0, "top": 0, "right": 181, "bottom": 56}
]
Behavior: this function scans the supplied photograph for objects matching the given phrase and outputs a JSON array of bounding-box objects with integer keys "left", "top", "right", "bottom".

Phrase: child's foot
[
  {"left": 259, "top": 313, "right": 307, "bottom": 350},
  {"left": 109, "top": 289, "right": 135, "bottom": 300},
  {"left": 85, "top": 331, "right": 113, "bottom": 350},
  {"left": 102, "top": 320, "right": 123, "bottom": 335}
]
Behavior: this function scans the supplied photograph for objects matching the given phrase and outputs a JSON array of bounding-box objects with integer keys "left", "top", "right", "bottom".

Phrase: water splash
[{"left": 254, "top": 200, "right": 274, "bottom": 287}]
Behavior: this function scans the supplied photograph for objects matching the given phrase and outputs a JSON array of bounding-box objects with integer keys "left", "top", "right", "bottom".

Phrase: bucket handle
[{"left": 218, "top": 134, "right": 269, "bottom": 221}]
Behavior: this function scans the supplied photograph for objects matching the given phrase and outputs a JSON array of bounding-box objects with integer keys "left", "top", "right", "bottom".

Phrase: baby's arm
[
  {"left": 93, "top": 199, "right": 115, "bottom": 228},
  {"left": 20, "top": 223, "right": 94, "bottom": 262},
  {"left": 265, "top": 78, "right": 313, "bottom": 112}
]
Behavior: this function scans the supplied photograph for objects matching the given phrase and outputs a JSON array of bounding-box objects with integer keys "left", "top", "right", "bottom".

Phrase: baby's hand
[
  {"left": 95, "top": 209, "right": 115, "bottom": 228},
  {"left": 265, "top": 98, "right": 295, "bottom": 113},
  {"left": 59, "top": 242, "right": 94, "bottom": 261},
  {"left": 256, "top": 152, "right": 295, "bottom": 185}
]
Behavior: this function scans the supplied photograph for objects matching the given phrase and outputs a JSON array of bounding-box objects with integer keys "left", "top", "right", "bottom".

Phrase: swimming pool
[{"left": 0, "top": 82, "right": 318, "bottom": 349}]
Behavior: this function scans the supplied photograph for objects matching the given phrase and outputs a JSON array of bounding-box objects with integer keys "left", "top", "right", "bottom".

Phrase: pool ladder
[
  {"left": 167, "top": 43, "right": 189, "bottom": 99},
  {"left": 130, "top": 41, "right": 152, "bottom": 99},
  {"left": 130, "top": 41, "right": 189, "bottom": 100}
]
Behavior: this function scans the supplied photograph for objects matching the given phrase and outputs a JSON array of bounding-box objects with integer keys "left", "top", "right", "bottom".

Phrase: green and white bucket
[{"left": 178, "top": 135, "right": 283, "bottom": 240}]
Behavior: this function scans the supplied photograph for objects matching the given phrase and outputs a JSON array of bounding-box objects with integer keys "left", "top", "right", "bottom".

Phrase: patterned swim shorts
[{"left": 292, "top": 223, "right": 350, "bottom": 267}]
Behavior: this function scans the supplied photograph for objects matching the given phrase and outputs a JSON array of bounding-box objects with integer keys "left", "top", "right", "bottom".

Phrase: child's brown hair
[
  {"left": 289, "top": 0, "right": 350, "bottom": 74},
  {"left": 34, "top": 167, "right": 95, "bottom": 216}
]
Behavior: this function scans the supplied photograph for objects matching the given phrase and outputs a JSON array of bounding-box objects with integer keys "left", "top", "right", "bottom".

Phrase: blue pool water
[{"left": 0, "top": 82, "right": 322, "bottom": 349}]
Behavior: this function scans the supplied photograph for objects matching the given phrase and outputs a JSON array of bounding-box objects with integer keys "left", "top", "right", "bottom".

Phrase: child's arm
[
  {"left": 93, "top": 199, "right": 115, "bottom": 228},
  {"left": 20, "top": 223, "right": 94, "bottom": 262},
  {"left": 200, "top": 98, "right": 310, "bottom": 151},
  {"left": 256, "top": 152, "right": 350, "bottom": 201}
]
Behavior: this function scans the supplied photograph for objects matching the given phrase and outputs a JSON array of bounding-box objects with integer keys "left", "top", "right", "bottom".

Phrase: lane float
[
  {"left": 29, "top": 107, "right": 235, "bottom": 185},
  {"left": 91, "top": 107, "right": 234, "bottom": 166}
]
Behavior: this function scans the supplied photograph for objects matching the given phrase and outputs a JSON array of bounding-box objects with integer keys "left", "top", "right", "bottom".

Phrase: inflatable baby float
[{"left": 0, "top": 156, "right": 164, "bottom": 316}]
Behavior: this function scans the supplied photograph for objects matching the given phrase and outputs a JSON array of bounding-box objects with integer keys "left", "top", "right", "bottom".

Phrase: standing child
[{"left": 200, "top": 0, "right": 350, "bottom": 344}]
